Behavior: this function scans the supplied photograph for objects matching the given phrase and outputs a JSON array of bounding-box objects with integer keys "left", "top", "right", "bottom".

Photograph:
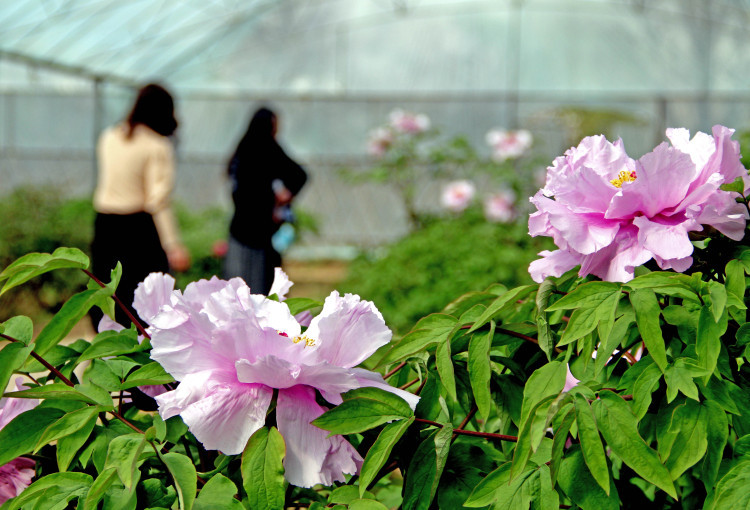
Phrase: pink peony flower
[
  {"left": 212, "top": 240, "right": 228, "bottom": 258},
  {"left": 133, "top": 272, "right": 418, "bottom": 488},
  {"left": 389, "top": 109, "right": 430, "bottom": 134},
  {"left": 484, "top": 189, "right": 516, "bottom": 223},
  {"left": 528, "top": 126, "right": 748, "bottom": 283},
  {"left": 441, "top": 180, "right": 476, "bottom": 212},
  {"left": 367, "top": 127, "right": 395, "bottom": 157},
  {"left": 0, "top": 379, "right": 38, "bottom": 504},
  {"left": 486, "top": 129, "right": 533, "bottom": 162}
]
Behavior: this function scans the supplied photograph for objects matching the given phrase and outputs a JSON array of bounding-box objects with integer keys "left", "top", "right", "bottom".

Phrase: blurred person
[
  {"left": 91, "top": 83, "right": 190, "bottom": 326},
  {"left": 224, "top": 106, "right": 307, "bottom": 294}
]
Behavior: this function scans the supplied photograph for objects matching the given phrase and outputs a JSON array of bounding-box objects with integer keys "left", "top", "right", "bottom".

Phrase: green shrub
[{"left": 341, "top": 207, "right": 552, "bottom": 334}]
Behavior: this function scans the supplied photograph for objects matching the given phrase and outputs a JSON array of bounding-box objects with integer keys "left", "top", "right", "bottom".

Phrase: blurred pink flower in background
[
  {"left": 0, "top": 380, "right": 37, "bottom": 504},
  {"left": 134, "top": 272, "right": 418, "bottom": 488},
  {"left": 389, "top": 109, "right": 430, "bottom": 134},
  {"left": 484, "top": 189, "right": 516, "bottom": 223},
  {"left": 529, "top": 126, "right": 748, "bottom": 283},
  {"left": 441, "top": 180, "right": 476, "bottom": 212},
  {"left": 367, "top": 127, "right": 395, "bottom": 157},
  {"left": 486, "top": 129, "right": 533, "bottom": 162},
  {"left": 212, "top": 239, "right": 228, "bottom": 258}
]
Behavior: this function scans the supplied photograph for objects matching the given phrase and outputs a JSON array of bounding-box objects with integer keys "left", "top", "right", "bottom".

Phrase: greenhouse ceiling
[{"left": 2, "top": 0, "right": 750, "bottom": 94}]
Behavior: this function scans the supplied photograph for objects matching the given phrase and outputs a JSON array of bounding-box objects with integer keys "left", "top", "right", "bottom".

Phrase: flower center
[
  {"left": 278, "top": 331, "right": 316, "bottom": 347},
  {"left": 610, "top": 170, "right": 637, "bottom": 188}
]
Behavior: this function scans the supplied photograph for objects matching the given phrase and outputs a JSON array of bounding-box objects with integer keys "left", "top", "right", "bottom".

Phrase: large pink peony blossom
[
  {"left": 0, "top": 380, "right": 38, "bottom": 504},
  {"left": 134, "top": 272, "right": 418, "bottom": 488},
  {"left": 528, "top": 126, "right": 748, "bottom": 282}
]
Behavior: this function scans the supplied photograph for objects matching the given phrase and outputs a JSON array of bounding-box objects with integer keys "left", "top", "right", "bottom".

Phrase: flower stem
[
  {"left": 384, "top": 361, "right": 407, "bottom": 380},
  {"left": 414, "top": 417, "right": 518, "bottom": 442},
  {"left": 81, "top": 269, "right": 150, "bottom": 339},
  {"left": 0, "top": 332, "right": 75, "bottom": 386}
]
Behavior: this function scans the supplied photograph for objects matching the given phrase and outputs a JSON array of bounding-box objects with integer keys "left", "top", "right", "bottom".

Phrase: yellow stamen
[
  {"left": 610, "top": 170, "right": 637, "bottom": 188},
  {"left": 291, "top": 335, "right": 316, "bottom": 348}
]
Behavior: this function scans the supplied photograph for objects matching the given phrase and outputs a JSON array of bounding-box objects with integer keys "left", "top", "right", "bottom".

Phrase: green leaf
[
  {"left": 550, "top": 406, "right": 576, "bottom": 486},
  {"left": 707, "top": 281, "right": 728, "bottom": 322},
  {"left": 194, "top": 474, "right": 243, "bottom": 509},
  {"left": 104, "top": 433, "right": 147, "bottom": 489},
  {"left": 463, "top": 462, "right": 513, "bottom": 507},
  {"left": 0, "top": 343, "right": 33, "bottom": 397},
  {"left": 162, "top": 452, "right": 198, "bottom": 510},
  {"left": 312, "top": 387, "right": 413, "bottom": 436},
  {"left": 2, "top": 315, "right": 34, "bottom": 345},
  {"left": 0, "top": 247, "right": 89, "bottom": 295},
  {"left": 241, "top": 427, "right": 286, "bottom": 510},
  {"left": 629, "top": 289, "right": 667, "bottom": 373},
  {"left": 379, "top": 314, "right": 458, "bottom": 364},
  {"left": 546, "top": 281, "right": 620, "bottom": 311},
  {"left": 664, "top": 358, "right": 708, "bottom": 403},
  {"left": 557, "top": 447, "right": 619, "bottom": 510},
  {"left": 35, "top": 405, "right": 102, "bottom": 452},
  {"left": 707, "top": 460, "right": 750, "bottom": 509},
  {"left": 720, "top": 175, "right": 746, "bottom": 193},
  {"left": 359, "top": 417, "right": 414, "bottom": 497},
  {"left": 697, "top": 305, "right": 726, "bottom": 378},
  {"left": 512, "top": 394, "right": 557, "bottom": 478},
  {"left": 574, "top": 394, "right": 610, "bottom": 495},
  {"left": 121, "top": 362, "right": 175, "bottom": 389},
  {"left": 0, "top": 407, "right": 65, "bottom": 466},
  {"left": 662, "top": 399, "right": 709, "bottom": 479},
  {"left": 592, "top": 391, "right": 676, "bottom": 499},
  {"left": 76, "top": 330, "right": 140, "bottom": 363},
  {"left": 725, "top": 259, "right": 746, "bottom": 301},
  {"left": 435, "top": 336, "right": 456, "bottom": 401},
  {"left": 595, "top": 313, "right": 635, "bottom": 377},
  {"left": 1, "top": 472, "right": 92, "bottom": 510},
  {"left": 140, "top": 479, "right": 177, "bottom": 509},
  {"left": 467, "top": 285, "right": 537, "bottom": 333},
  {"left": 702, "top": 401, "right": 729, "bottom": 489},
  {"left": 83, "top": 467, "right": 118, "bottom": 510},
  {"left": 402, "top": 425, "right": 452, "bottom": 510},
  {"left": 34, "top": 287, "right": 113, "bottom": 357},
  {"left": 57, "top": 410, "right": 98, "bottom": 471},
  {"left": 519, "top": 361, "right": 566, "bottom": 426},
  {"left": 630, "top": 360, "right": 662, "bottom": 420},
  {"left": 468, "top": 323, "right": 493, "bottom": 419},
  {"left": 626, "top": 272, "right": 699, "bottom": 301},
  {"left": 283, "top": 297, "right": 322, "bottom": 316},
  {"left": 348, "top": 500, "right": 389, "bottom": 510},
  {"left": 536, "top": 280, "right": 556, "bottom": 361}
]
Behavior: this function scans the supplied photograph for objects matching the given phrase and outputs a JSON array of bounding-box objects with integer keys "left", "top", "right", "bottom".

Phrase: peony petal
[
  {"left": 351, "top": 368, "right": 420, "bottom": 410},
  {"left": 306, "top": 291, "right": 392, "bottom": 368},
  {"left": 578, "top": 226, "right": 653, "bottom": 282},
  {"left": 133, "top": 273, "right": 176, "bottom": 324},
  {"left": 277, "top": 386, "right": 362, "bottom": 488},
  {"left": 632, "top": 216, "right": 696, "bottom": 261},
  {"left": 160, "top": 370, "right": 273, "bottom": 455},
  {"left": 0, "top": 457, "right": 35, "bottom": 504},
  {"left": 269, "top": 268, "right": 293, "bottom": 299},
  {"left": 0, "top": 379, "right": 38, "bottom": 430},
  {"left": 235, "top": 356, "right": 359, "bottom": 398},
  {"left": 528, "top": 250, "right": 580, "bottom": 283}
]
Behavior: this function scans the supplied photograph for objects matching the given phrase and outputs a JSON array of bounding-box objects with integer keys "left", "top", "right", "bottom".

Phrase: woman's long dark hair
[
  {"left": 125, "top": 83, "right": 178, "bottom": 138},
  {"left": 228, "top": 107, "right": 278, "bottom": 177}
]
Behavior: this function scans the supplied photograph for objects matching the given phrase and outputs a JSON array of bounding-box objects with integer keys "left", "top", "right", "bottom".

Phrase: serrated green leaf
[
  {"left": 592, "top": 391, "right": 676, "bottom": 499},
  {"left": 241, "top": 427, "right": 285, "bottom": 510},
  {"left": 162, "top": 452, "right": 197, "bottom": 510},
  {"left": 468, "top": 323, "right": 493, "bottom": 419},
  {"left": 312, "top": 387, "right": 413, "bottom": 435},
  {"left": 402, "top": 425, "right": 452, "bottom": 510},
  {"left": 0, "top": 247, "right": 89, "bottom": 295},
  {"left": 573, "top": 394, "right": 610, "bottom": 495},
  {"left": 629, "top": 289, "right": 667, "bottom": 373},
  {"left": 359, "top": 417, "right": 414, "bottom": 497}
]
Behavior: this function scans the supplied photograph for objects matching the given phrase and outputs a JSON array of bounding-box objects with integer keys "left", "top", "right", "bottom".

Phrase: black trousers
[{"left": 90, "top": 212, "right": 169, "bottom": 328}]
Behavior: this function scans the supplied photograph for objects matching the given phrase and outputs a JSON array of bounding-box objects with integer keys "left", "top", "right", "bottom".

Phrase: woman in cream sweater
[{"left": 91, "top": 83, "right": 189, "bottom": 326}]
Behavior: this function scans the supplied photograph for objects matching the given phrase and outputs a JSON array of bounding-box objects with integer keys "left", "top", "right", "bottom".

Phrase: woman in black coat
[{"left": 223, "top": 107, "right": 308, "bottom": 294}]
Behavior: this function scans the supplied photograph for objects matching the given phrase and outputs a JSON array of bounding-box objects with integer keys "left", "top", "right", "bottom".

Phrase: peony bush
[{"left": 1, "top": 125, "right": 750, "bottom": 509}]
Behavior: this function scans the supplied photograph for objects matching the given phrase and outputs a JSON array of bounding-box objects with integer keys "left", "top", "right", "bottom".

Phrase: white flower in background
[
  {"left": 367, "top": 127, "right": 395, "bottom": 157},
  {"left": 486, "top": 129, "right": 533, "bottom": 162},
  {"left": 441, "top": 180, "right": 476, "bottom": 212},
  {"left": 483, "top": 189, "right": 516, "bottom": 223},
  {"left": 389, "top": 109, "right": 431, "bottom": 134}
]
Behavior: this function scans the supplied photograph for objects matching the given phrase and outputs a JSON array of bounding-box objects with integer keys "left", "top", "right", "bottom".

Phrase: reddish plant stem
[
  {"left": 0, "top": 332, "right": 75, "bottom": 386},
  {"left": 399, "top": 377, "right": 419, "bottom": 390},
  {"left": 384, "top": 361, "right": 407, "bottom": 380},
  {"left": 82, "top": 269, "right": 150, "bottom": 339},
  {"left": 453, "top": 406, "right": 478, "bottom": 442},
  {"left": 414, "top": 377, "right": 428, "bottom": 395},
  {"left": 414, "top": 418, "right": 518, "bottom": 442}
]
